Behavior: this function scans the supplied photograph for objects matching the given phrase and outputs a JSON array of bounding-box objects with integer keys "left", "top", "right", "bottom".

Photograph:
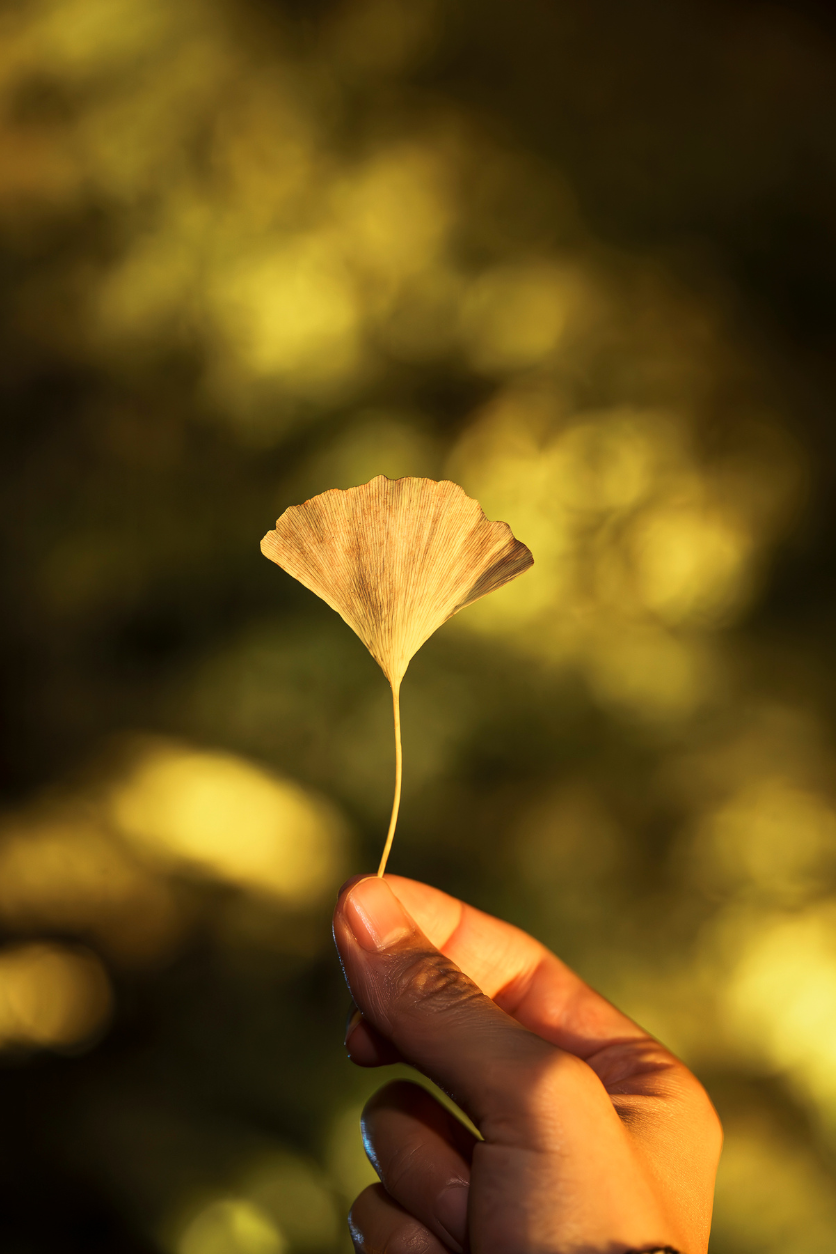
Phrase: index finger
[{"left": 383, "top": 876, "right": 646, "bottom": 1058}]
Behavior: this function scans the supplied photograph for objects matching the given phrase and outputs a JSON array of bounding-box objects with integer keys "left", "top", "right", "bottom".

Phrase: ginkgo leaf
[
  {"left": 261, "top": 476, "right": 532, "bottom": 684},
  {"left": 260, "top": 475, "right": 533, "bottom": 874}
]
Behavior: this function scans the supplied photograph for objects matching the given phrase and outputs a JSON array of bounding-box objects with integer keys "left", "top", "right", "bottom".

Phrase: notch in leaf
[{"left": 261, "top": 475, "right": 533, "bottom": 876}]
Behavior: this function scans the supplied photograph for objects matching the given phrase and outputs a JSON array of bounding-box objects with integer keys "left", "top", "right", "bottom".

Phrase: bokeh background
[{"left": 1, "top": 0, "right": 836, "bottom": 1249}]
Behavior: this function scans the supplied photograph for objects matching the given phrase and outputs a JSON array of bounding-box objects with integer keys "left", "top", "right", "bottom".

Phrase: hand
[{"left": 332, "top": 875, "right": 721, "bottom": 1254}]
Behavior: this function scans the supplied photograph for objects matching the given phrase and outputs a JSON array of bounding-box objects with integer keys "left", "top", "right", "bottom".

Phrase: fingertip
[
  {"left": 337, "top": 873, "right": 376, "bottom": 900},
  {"left": 341, "top": 875, "right": 416, "bottom": 953},
  {"left": 345, "top": 1016, "right": 403, "bottom": 1067}
]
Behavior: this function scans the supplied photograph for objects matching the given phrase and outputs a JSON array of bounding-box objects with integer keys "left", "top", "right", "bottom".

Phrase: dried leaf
[
  {"left": 261, "top": 476, "right": 532, "bottom": 684},
  {"left": 261, "top": 475, "right": 533, "bottom": 873}
]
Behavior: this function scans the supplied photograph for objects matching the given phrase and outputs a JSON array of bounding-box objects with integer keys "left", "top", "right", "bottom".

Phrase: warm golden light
[
  {"left": 243, "top": 1152, "right": 340, "bottom": 1251},
  {"left": 460, "top": 263, "right": 576, "bottom": 371},
  {"left": 446, "top": 394, "right": 801, "bottom": 720},
  {"left": 177, "top": 1199, "right": 285, "bottom": 1254},
  {"left": 0, "top": 815, "right": 181, "bottom": 963},
  {"left": 0, "top": 943, "right": 111, "bottom": 1050},
  {"left": 0, "top": 0, "right": 829, "bottom": 1246},
  {"left": 216, "top": 241, "right": 361, "bottom": 391},
  {"left": 692, "top": 779, "right": 836, "bottom": 898},
  {"left": 713, "top": 1120, "right": 836, "bottom": 1252},
  {"left": 171, "top": 1151, "right": 339, "bottom": 1254},
  {"left": 107, "top": 739, "right": 348, "bottom": 903},
  {"left": 723, "top": 903, "right": 836, "bottom": 1122}
]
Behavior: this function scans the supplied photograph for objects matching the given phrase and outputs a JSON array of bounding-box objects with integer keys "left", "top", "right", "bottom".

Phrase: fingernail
[
  {"left": 345, "top": 1005, "right": 363, "bottom": 1048},
  {"left": 337, "top": 874, "right": 367, "bottom": 898},
  {"left": 344, "top": 877, "right": 413, "bottom": 952},
  {"left": 436, "top": 1183, "right": 468, "bottom": 1253}
]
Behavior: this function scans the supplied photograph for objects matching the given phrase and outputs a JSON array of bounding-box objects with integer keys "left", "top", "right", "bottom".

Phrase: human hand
[{"left": 332, "top": 875, "right": 721, "bottom": 1254}]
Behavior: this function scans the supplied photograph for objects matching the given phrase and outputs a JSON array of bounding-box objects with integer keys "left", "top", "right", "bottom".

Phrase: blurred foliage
[{"left": 1, "top": 0, "right": 836, "bottom": 1250}]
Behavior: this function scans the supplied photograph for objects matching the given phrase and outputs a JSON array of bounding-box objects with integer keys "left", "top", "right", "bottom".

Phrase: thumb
[{"left": 333, "top": 875, "right": 578, "bottom": 1137}]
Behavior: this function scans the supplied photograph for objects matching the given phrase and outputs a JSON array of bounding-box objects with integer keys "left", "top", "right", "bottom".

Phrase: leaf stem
[{"left": 377, "top": 681, "right": 402, "bottom": 877}]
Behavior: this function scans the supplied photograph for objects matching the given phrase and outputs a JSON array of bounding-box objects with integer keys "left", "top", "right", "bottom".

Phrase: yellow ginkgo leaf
[{"left": 261, "top": 475, "right": 533, "bottom": 874}]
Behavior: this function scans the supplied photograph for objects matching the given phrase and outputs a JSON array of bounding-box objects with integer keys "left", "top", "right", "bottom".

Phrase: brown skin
[{"left": 333, "top": 875, "right": 722, "bottom": 1254}]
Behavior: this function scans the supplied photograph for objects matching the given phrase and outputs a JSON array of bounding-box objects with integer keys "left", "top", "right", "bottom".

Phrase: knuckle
[
  {"left": 481, "top": 1043, "right": 594, "bottom": 1141},
  {"left": 505, "top": 1033, "right": 583, "bottom": 1091},
  {"left": 392, "top": 949, "right": 483, "bottom": 1018},
  {"left": 527, "top": 1047, "right": 587, "bottom": 1105}
]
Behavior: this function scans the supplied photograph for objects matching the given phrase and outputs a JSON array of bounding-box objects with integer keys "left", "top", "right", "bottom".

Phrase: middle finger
[{"left": 361, "top": 1080, "right": 476, "bottom": 1253}]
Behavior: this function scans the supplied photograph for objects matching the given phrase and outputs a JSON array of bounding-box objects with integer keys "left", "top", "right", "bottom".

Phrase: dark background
[{"left": 2, "top": 1, "right": 836, "bottom": 1250}]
